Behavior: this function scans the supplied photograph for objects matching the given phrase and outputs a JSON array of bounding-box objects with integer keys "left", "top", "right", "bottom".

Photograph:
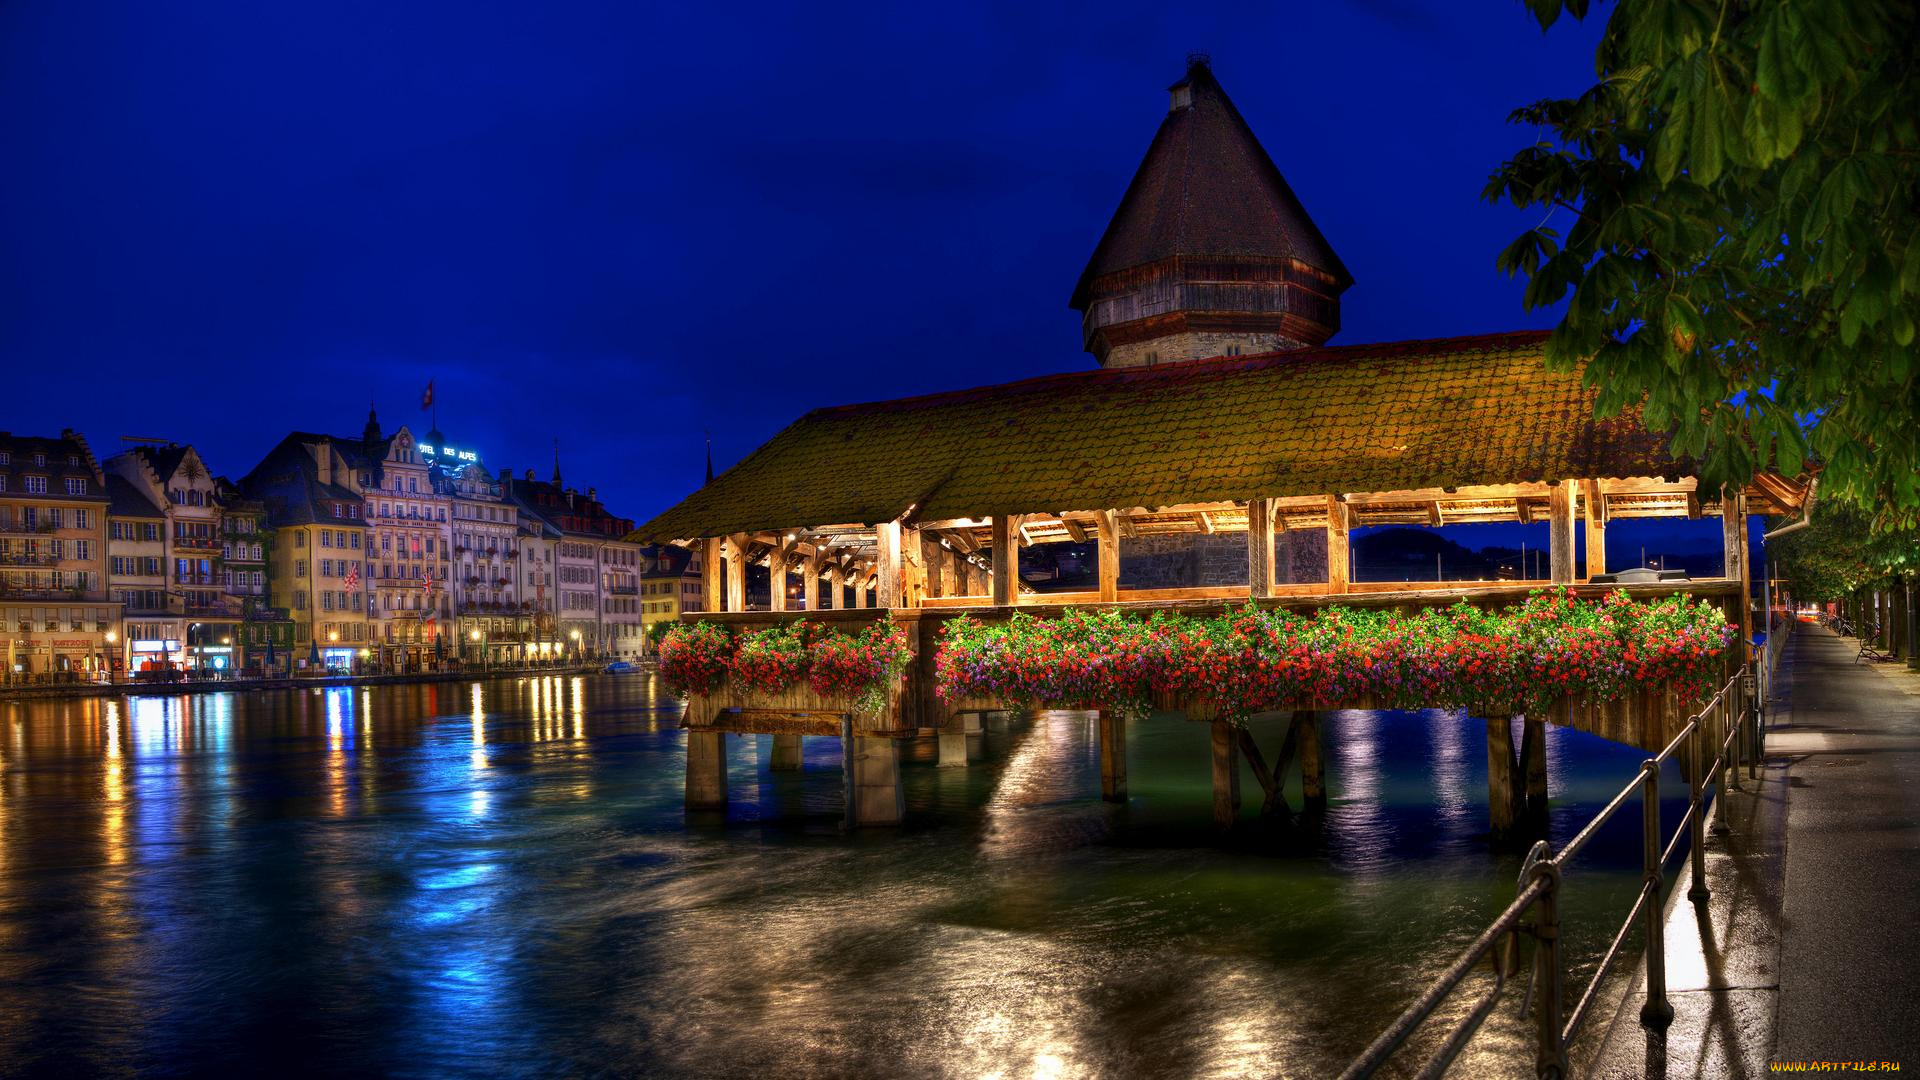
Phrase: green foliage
[
  {"left": 1489, "top": 0, "right": 1920, "bottom": 528},
  {"left": 1768, "top": 501, "right": 1920, "bottom": 599}
]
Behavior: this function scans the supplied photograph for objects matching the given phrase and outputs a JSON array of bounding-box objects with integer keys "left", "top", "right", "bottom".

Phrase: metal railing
[{"left": 1340, "top": 660, "right": 1769, "bottom": 1080}]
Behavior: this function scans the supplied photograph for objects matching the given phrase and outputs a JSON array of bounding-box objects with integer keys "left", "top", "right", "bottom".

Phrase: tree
[
  {"left": 1488, "top": 0, "right": 1919, "bottom": 527},
  {"left": 1769, "top": 502, "right": 1920, "bottom": 601}
]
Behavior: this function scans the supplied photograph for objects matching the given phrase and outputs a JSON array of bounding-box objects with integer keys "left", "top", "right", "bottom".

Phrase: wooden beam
[
  {"left": 768, "top": 536, "right": 792, "bottom": 612},
  {"left": 725, "top": 534, "right": 749, "bottom": 612},
  {"left": 875, "top": 520, "right": 904, "bottom": 609},
  {"left": 1247, "top": 498, "right": 1276, "bottom": 600},
  {"left": 1686, "top": 491, "right": 1703, "bottom": 519},
  {"left": 1193, "top": 511, "right": 1215, "bottom": 535},
  {"left": 1583, "top": 479, "right": 1606, "bottom": 580},
  {"left": 1549, "top": 480, "right": 1576, "bottom": 584},
  {"left": 1062, "top": 518, "right": 1088, "bottom": 543},
  {"left": 1724, "top": 488, "right": 1753, "bottom": 647},
  {"left": 824, "top": 564, "right": 841, "bottom": 610},
  {"left": 701, "top": 536, "right": 723, "bottom": 613},
  {"left": 1427, "top": 502, "right": 1443, "bottom": 528},
  {"left": 991, "top": 514, "right": 1020, "bottom": 607},
  {"left": 803, "top": 545, "right": 821, "bottom": 611},
  {"left": 1096, "top": 509, "right": 1120, "bottom": 603},
  {"left": 1325, "top": 496, "right": 1350, "bottom": 594},
  {"left": 941, "top": 528, "right": 977, "bottom": 555}
]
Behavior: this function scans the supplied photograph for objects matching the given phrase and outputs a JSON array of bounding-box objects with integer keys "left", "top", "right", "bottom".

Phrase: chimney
[
  {"left": 1170, "top": 53, "right": 1209, "bottom": 111},
  {"left": 587, "top": 487, "right": 597, "bottom": 503},
  {"left": 498, "top": 466, "right": 511, "bottom": 483}
]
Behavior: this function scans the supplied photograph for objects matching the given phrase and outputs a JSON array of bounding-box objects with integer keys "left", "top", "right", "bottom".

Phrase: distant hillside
[{"left": 1352, "top": 528, "right": 1498, "bottom": 582}]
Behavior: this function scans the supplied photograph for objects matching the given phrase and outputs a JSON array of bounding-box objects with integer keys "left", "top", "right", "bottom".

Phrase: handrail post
[
  {"left": 1529, "top": 859, "right": 1567, "bottom": 1079},
  {"left": 1745, "top": 672, "right": 1760, "bottom": 781},
  {"left": 1687, "top": 720, "right": 1709, "bottom": 902},
  {"left": 1638, "top": 758, "right": 1675, "bottom": 1029},
  {"left": 1726, "top": 682, "right": 1744, "bottom": 792}
]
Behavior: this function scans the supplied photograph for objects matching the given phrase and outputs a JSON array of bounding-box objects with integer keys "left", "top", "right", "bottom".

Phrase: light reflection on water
[{"left": 0, "top": 679, "right": 1684, "bottom": 1077}]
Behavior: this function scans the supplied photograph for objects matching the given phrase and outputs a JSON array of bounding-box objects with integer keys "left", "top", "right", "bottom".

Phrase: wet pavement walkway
[{"left": 1590, "top": 626, "right": 1920, "bottom": 1077}]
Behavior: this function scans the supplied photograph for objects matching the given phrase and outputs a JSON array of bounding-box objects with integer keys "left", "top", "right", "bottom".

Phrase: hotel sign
[{"left": 419, "top": 444, "right": 478, "bottom": 463}]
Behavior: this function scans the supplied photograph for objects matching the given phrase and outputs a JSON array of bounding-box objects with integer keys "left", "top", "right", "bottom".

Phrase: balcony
[
  {"left": 172, "top": 535, "right": 221, "bottom": 551},
  {"left": 184, "top": 596, "right": 241, "bottom": 616},
  {"left": 123, "top": 595, "right": 185, "bottom": 616},
  {"left": 0, "top": 589, "right": 111, "bottom": 603},
  {"left": 0, "top": 553, "right": 58, "bottom": 567},
  {"left": 607, "top": 585, "right": 639, "bottom": 596},
  {"left": 174, "top": 574, "right": 217, "bottom": 586},
  {"left": 0, "top": 521, "right": 57, "bottom": 536}
]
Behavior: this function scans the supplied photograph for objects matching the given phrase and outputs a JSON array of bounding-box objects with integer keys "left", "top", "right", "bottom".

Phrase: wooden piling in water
[
  {"left": 1486, "top": 716, "right": 1519, "bottom": 838},
  {"left": 1300, "top": 711, "right": 1326, "bottom": 811},
  {"left": 770, "top": 733, "right": 804, "bottom": 772},
  {"left": 686, "top": 730, "right": 728, "bottom": 810},
  {"left": 1210, "top": 721, "right": 1240, "bottom": 829},
  {"left": 1098, "top": 709, "right": 1127, "bottom": 802}
]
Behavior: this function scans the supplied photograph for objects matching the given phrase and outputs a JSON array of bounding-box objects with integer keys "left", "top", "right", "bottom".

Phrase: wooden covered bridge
[{"left": 634, "top": 330, "right": 1812, "bottom": 830}]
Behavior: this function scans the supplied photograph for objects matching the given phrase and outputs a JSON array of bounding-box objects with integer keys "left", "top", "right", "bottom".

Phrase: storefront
[
  {"left": 8, "top": 634, "right": 114, "bottom": 679},
  {"left": 190, "top": 643, "right": 235, "bottom": 673},
  {"left": 318, "top": 647, "right": 357, "bottom": 673},
  {"left": 130, "top": 637, "right": 185, "bottom": 676}
]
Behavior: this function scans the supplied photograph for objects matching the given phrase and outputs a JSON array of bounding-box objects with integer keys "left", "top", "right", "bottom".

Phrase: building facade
[
  {"left": 638, "top": 543, "right": 704, "bottom": 652},
  {"left": 104, "top": 473, "right": 177, "bottom": 674},
  {"left": 239, "top": 432, "right": 372, "bottom": 671},
  {"left": 357, "top": 417, "right": 452, "bottom": 671},
  {"left": 447, "top": 462, "right": 527, "bottom": 663},
  {"left": 0, "top": 429, "right": 119, "bottom": 680},
  {"left": 508, "top": 470, "right": 639, "bottom": 661}
]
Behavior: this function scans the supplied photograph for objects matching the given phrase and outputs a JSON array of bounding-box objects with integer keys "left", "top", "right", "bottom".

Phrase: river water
[{"left": 0, "top": 675, "right": 1683, "bottom": 1078}]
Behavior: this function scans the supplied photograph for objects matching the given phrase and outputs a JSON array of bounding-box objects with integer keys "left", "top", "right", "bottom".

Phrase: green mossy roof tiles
[{"left": 636, "top": 330, "right": 1684, "bottom": 541}]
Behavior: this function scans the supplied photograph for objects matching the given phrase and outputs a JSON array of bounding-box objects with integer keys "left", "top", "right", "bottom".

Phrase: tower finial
[
  {"left": 551, "top": 438, "right": 562, "bottom": 485},
  {"left": 705, "top": 430, "right": 714, "bottom": 486}
]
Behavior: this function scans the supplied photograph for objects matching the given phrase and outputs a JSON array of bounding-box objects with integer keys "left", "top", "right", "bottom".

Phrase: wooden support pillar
[
  {"left": 1248, "top": 497, "right": 1276, "bottom": 599},
  {"left": 824, "top": 565, "right": 841, "bottom": 610},
  {"left": 876, "top": 521, "right": 904, "bottom": 609},
  {"left": 768, "top": 538, "right": 791, "bottom": 612},
  {"left": 770, "top": 733, "right": 803, "bottom": 772},
  {"left": 802, "top": 547, "right": 821, "bottom": 611},
  {"left": 724, "top": 535, "right": 748, "bottom": 612},
  {"left": 1096, "top": 510, "right": 1120, "bottom": 603},
  {"left": 1098, "top": 709, "right": 1126, "bottom": 802},
  {"left": 1521, "top": 716, "right": 1548, "bottom": 821},
  {"left": 991, "top": 514, "right": 1020, "bottom": 607},
  {"left": 1325, "top": 496, "right": 1350, "bottom": 594},
  {"left": 1299, "top": 711, "right": 1326, "bottom": 810},
  {"left": 686, "top": 729, "right": 727, "bottom": 809},
  {"left": 1486, "top": 716, "right": 1522, "bottom": 838},
  {"left": 1583, "top": 479, "right": 1607, "bottom": 580},
  {"left": 1723, "top": 489, "right": 1753, "bottom": 649},
  {"left": 1549, "top": 480, "right": 1576, "bottom": 584},
  {"left": 938, "top": 546, "right": 959, "bottom": 597},
  {"left": 849, "top": 735, "right": 903, "bottom": 825},
  {"left": 855, "top": 572, "right": 871, "bottom": 609},
  {"left": 1210, "top": 721, "right": 1240, "bottom": 829},
  {"left": 701, "top": 537, "right": 723, "bottom": 613}
]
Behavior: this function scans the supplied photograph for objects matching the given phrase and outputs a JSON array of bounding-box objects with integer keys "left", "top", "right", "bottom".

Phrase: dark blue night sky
[{"left": 1, "top": 3, "right": 1605, "bottom": 522}]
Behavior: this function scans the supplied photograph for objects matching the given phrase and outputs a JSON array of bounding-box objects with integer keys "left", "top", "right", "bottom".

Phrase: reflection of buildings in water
[
  {"left": 1428, "top": 708, "right": 1472, "bottom": 829},
  {"left": 326, "top": 687, "right": 353, "bottom": 818},
  {"left": 102, "top": 699, "right": 127, "bottom": 868},
  {"left": 469, "top": 683, "right": 487, "bottom": 771}
]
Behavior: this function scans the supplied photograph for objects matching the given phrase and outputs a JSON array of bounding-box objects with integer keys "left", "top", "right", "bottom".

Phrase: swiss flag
[{"left": 422, "top": 380, "right": 434, "bottom": 409}]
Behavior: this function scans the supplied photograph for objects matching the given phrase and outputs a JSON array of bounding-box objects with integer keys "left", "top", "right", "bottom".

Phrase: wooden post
[
  {"left": 1522, "top": 715, "right": 1548, "bottom": 822},
  {"left": 1097, "top": 510, "right": 1120, "bottom": 603},
  {"left": 1299, "top": 711, "right": 1326, "bottom": 810},
  {"left": 1487, "top": 716, "right": 1519, "bottom": 839},
  {"left": 1210, "top": 721, "right": 1240, "bottom": 829},
  {"left": 802, "top": 547, "right": 821, "bottom": 611},
  {"left": 701, "top": 537, "right": 723, "bottom": 613},
  {"left": 1549, "top": 480, "right": 1576, "bottom": 584},
  {"left": 1723, "top": 488, "right": 1753, "bottom": 649},
  {"left": 1098, "top": 709, "right": 1127, "bottom": 802},
  {"left": 686, "top": 729, "right": 727, "bottom": 809},
  {"left": 724, "top": 535, "right": 748, "bottom": 613},
  {"left": 1248, "top": 498, "right": 1276, "bottom": 599},
  {"left": 939, "top": 546, "right": 959, "bottom": 597},
  {"left": 991, "top": 514, "right": 1020, "bottom": 607},
  {"left": 876, "top": 521, "right": 903, "bottom": 609},
  {"left": 1583, "top": 479, "right": 1606, "bottom": 580},
  {"left": 768, "top": 538, "right": 791, "bottom": 612},
  {"left": 1325, "top": 496, "right": 1350, "bottom": 594},
  {"left": 824, "top": 565, "right": 841, "bottom": 610},
  {"left": 770, "top": 733, "right": 803, "bottom": 772}
]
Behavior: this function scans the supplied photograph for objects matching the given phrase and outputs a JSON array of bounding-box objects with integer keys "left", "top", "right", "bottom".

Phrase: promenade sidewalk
[{"left": 1591, "top": 626, "right": 1920, "bottom": 1076}]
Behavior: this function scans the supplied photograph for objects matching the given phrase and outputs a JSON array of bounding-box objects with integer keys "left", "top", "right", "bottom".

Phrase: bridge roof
[{"left": 635, "top": 330, "right": 1689, "bottom": 541}]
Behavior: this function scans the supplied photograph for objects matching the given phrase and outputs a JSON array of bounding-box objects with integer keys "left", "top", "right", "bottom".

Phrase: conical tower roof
[{"left": 1071, "top": 57, "right": 1352, "bottom": 309}]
